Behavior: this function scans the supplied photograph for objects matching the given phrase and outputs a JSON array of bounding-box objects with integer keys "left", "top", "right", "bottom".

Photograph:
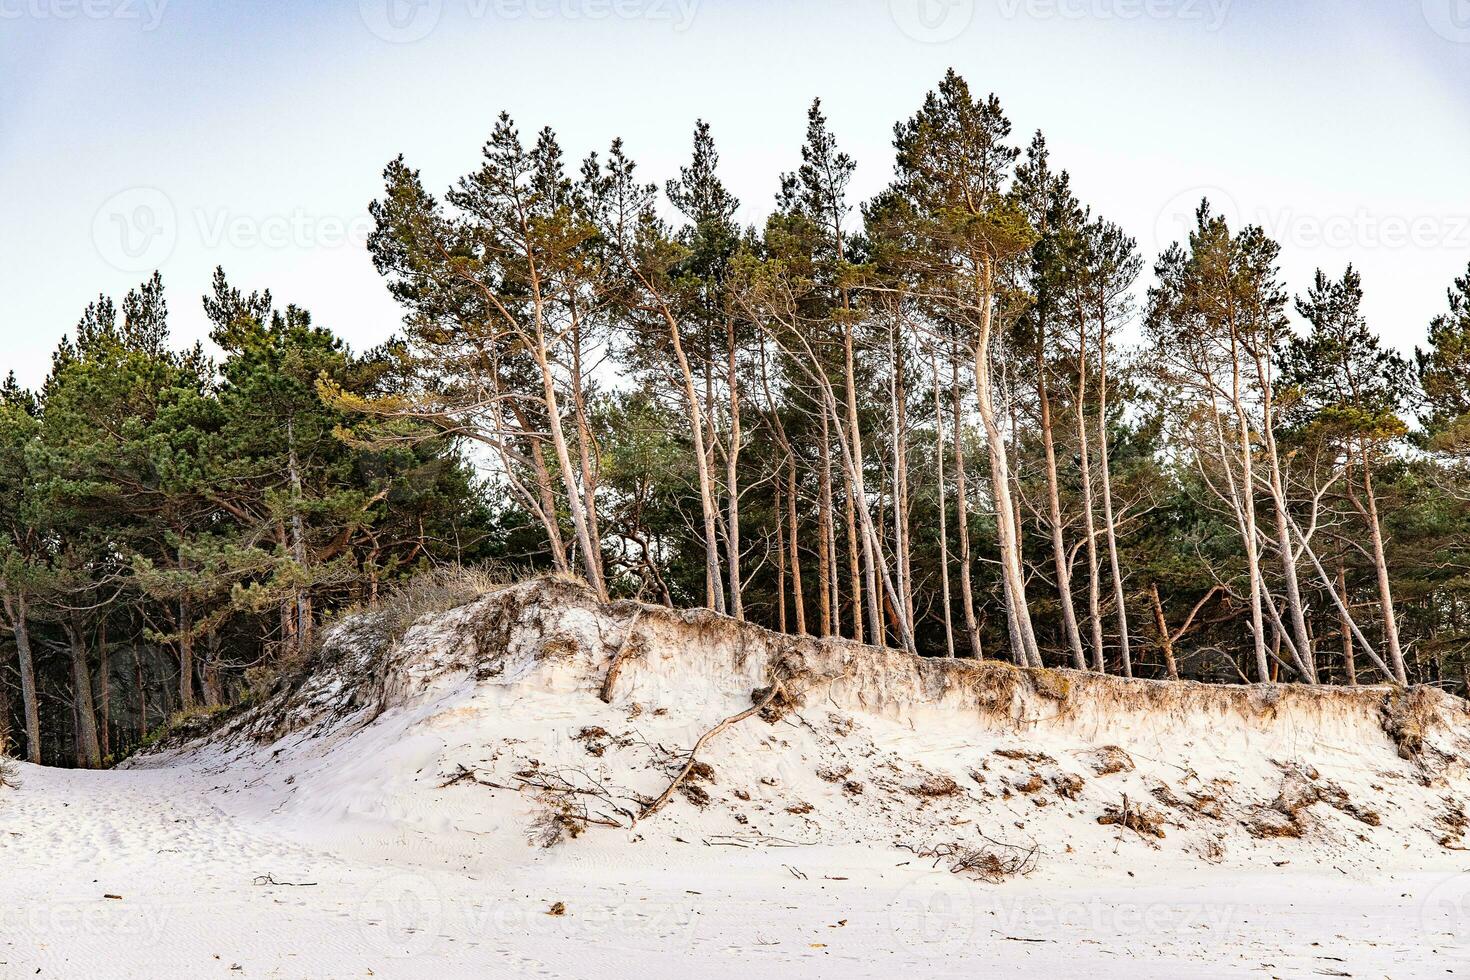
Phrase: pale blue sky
[{"left": 3, "top": 0, "right": 1468, "bottom": 385}]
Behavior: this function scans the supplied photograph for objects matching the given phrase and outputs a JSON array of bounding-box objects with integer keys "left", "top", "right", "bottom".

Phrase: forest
[{"left": 5, "top": 69, "right": 1470, "bottom": 767}]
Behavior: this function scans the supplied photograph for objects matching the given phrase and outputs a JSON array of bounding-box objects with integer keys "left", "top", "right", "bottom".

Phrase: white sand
[{"left": 4, "top": 579, "right": 1469, "bottom": 978}]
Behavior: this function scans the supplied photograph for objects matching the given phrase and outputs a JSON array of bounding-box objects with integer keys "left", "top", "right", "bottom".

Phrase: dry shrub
[
  {"left": 842, "top": 780, "right": 865, "bottom": 796},
  {"left": 994, "top": 748, "right": 1053, "bottom": 764},
  {"left": 816, "top": 764, "right": 852, "bottom": 783},
  {"left": 527, "top": 791, "right": 591, "bottom": 847},
  {"left": 911, "top": 841, "right": 1040, "bottom": 883},
  {"left": 1098, "top": 795, "right": 1166, "bottom": 839}
]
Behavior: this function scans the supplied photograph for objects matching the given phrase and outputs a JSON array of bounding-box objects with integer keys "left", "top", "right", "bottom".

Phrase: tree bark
[
  {"left": 951, "top": 355, "right": 983, "bottom": 659},
  {"left": 725, "top": 316, "right": 744, "bottom": 621},
  {"left": 787, "top": 455, "right": 806, "bottom": 635},
  {"left": 1036, "top": 334, "right": 1086, "bottom": 669},
  {"left": 1337, "top": 561, "right": 1357, "bottom": 686},
  {"left": 65, "top": 619, "right": 102, "bottom": 769},
  {"left": 932, "top": 350, "right": 957, "bottom": 659},
  {"left": 1096, "top": 318, "right": 1132, "bottom": 677},
  {"left": 3, "top": 593, "right": 41, "bottom": 763}
]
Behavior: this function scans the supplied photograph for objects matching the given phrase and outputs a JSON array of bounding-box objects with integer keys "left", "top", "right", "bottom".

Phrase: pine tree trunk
[
  {"left": 1096, "top": 327, "right": 1132, "bottom": 677},
  {"left": 1148, "top": 583, "right": 1180, "bottom": 681},
  {"left": 843, "top": 322, "right": 882, "bottom": 645},
  {"left": 66, "top": 620, "right": 102, "bottom": 769},
  {"left": 845, "top": 480, "right": 863, "bottom": 645},
  {"left": 1076, "top": 320, "right": 1106, "bottom": 672},
  {"left": 1338, "top": 561, "right": 1357, "bottom": 686},
  {"left": 134, "top": 646, "right": 147, "bottom": 742},
  {"left": 817, "top": 412, "right": 834, "bottom": 637},
  {"left": 654, "top": 302, "right": 723, "bottom": 615},
  {"left": 951, "top": 357, "right": 982, "bottom": 659},
  {"left": 179, "top": 597, "right": 197, "bottom": 711},
  {"left": 1254, "top": 350, "right": 1315, "bottom": 681},
  {"left": 975, "top": 296, "right": 1040, "bottom": 668},
  {"left": 1037, "top": 343, "right": 1086, "bottom": 669},
  {"left": 1228, "top": 339, "right": 1271, "bottom": 683},
  {"left": 725, "top": 317, "right": 744, "bottom": 621},
  {"left": 1359, "top": 448, "right": 1407, "bottom": 684},
  {"left": 4, "top": 594, "right": 42, "bottom": 763},
  {"left": 776, "top": 480, "right": 788, "bottom": 634},
  {"left": 530, "top": 318, "right": 607, "bottom": 602},
  {"left": 932, "top": 351, "right": 957, "bottom": 659},
  {"left": 787, "top": 456, "right": 806, "bottom": 635},
  {"left": 96, "top": 623, "right": 110, "bottom": 760}
]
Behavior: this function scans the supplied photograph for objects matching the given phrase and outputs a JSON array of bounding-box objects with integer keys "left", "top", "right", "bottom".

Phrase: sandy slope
[{"left": 5, "top": 578, "right": 1470, "bottom": 978}]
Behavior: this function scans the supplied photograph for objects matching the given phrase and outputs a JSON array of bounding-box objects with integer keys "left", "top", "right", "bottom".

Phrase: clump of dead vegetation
[
  {"left": 1098, "top": 795, "right": 1167, "bottom": 839},
  {"left": 1052, "top": 773, "right": 1085, "bottom": 800},
  {"left": 1084, "top": 745, "right": 1135, "bottom": 776},
  {"left": 902, "top": 840, "right": 1040, "bottom": 883},
  {"left": 909, "top": 774, "right": 962, "bottom": 798},
  {"left": 1435, "top": 797, "right": 1468, "bottom": 849}
]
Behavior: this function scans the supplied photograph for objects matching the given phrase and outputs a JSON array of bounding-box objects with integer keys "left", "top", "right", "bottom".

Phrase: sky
[{"left": 2, "top": 0, "right": 1468, "bottom": 387}]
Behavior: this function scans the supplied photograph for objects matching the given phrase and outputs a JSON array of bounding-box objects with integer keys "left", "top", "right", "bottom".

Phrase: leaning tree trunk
[
  {"left": 1036, "top": 340, "right": 1086, "bottom": 669},
  {"left": 1075, "top": 318, "right": 1106, "bottom": 672},
  {"left": 1096, "top": 326, "right": 1133, "bottom": 677},
  {"left": 950, "top": 357, "right": 983, "bottom": 659},
  {"left": 1227, "top": 337, "right": 1271, "bottom": 682},
  {"left": 842, "top": 321, "right": 883, "bottom": 645},
  {"left": 4, "top": 594, "right": 42, "bottom": 763},
  {"left": 1359, "top": 447, "right": 1407, "bottom": 684},
  {"left": 725, "top": 316, "right": 744, "bottom": 621}
]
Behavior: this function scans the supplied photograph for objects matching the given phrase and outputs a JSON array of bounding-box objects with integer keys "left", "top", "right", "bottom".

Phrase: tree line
[{"left": 6, "top": 69, "right": 1470, "bottom": 766}]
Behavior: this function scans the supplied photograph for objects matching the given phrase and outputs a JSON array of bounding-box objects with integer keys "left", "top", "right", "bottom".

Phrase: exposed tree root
[
  {"left": 638, "top": 680, "right": 788, "bottom": 823},
  {"left": 599, "top": 612, "right": 644, "bottom": 703}
]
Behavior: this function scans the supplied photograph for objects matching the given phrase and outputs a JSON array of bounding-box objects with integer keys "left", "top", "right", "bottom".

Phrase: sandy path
[{"left": 3, "top": 763, "right": 1467, "bottom": 979}]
